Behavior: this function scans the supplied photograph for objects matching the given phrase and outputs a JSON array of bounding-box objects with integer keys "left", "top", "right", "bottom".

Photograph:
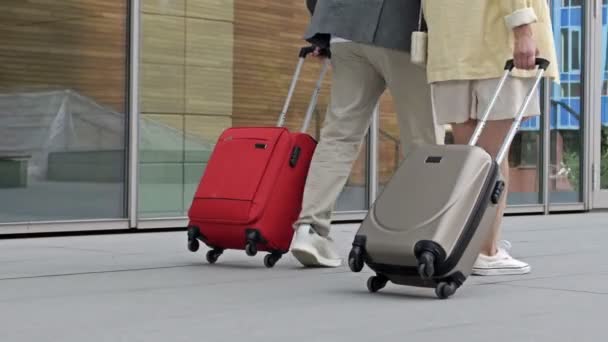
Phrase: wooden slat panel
[
  {"left": 142, "top": 13, "right": 185, "bottom": 65},
  {"left": 141, "top": 63, "right": 185, "bottom": 113},
  {"left": 142, "top": 0, "right": 186, "bottom": 16},
  {"left": 0, "top": 1, "right": 128, "bottom": 113},
  {"left": 142, "top": 113, "right": 184, "bottom": 132},
  {"left": 187, "top": 0, "right": 234, "bottom": 21},
  {"left": 185, "top": 66, "right": 233, "bottom": 116},
  {"left": 0, "top": 1, "right": 126, "bottom": 26},
  {"left": 186, "top": 17, "right": 233, "bottom": 68},
  {"left": 140, "top": 1, "right": 235, "bottom": 117},
  {"left": 232, "top": 0, "right": 331, "bottom": 131},
  {"left": 185, "top": 114, "right": 232, "bottom": 143}
]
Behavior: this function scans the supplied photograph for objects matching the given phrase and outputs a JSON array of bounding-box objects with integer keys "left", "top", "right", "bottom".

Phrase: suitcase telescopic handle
[
  {"left": 299, "top": 46, "right": 331, "bottom": 59},
  {"left": 277, "top": 46, "right": 331, "bottom": 132},
  {"left": 504, "top": 58, "right": 551, "bottom": 72},
  {"left": 468, "top": 58, "right": 550, "bottom": 165}
]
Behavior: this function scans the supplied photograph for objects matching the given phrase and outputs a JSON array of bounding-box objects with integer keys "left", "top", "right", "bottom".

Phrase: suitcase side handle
[
  {"left": 468, "top": 58, "right": 550, "bottom": 165},
  {"left": 277, "top": 46, "right": 330, "bottom": 132}
]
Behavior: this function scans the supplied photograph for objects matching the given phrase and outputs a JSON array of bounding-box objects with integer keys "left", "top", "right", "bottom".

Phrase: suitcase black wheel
[
  {"left": 264, "top": 253, "right": 282, "bottom": 268},
  {"left": 417, "top": 252, "right": 436, "bottom": 280},
  {"left": 245, "top": 242, "right": 258, "bottom": 256},
  {"left": 366, "top": 275, "right": 389, "bottom": 293},
  {"left": 435, "top": 282, "right": 457, "bottom": 299},
  {"left": 206, "top": 249, "right": 223, "bottom": 264},
  {"left": 348, "top": 247, "right": 365, "bottom": 272},
  {"left": 187, "top": 226, "right": 200, "bottom": 252},
  {"left": 187, "top": 239, "right": 200, "bottom": 252}
]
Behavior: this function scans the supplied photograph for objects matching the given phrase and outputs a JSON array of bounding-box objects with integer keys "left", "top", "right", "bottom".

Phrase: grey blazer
[{"left": 304, "top": 0, "right": 423, "bottom": 52}]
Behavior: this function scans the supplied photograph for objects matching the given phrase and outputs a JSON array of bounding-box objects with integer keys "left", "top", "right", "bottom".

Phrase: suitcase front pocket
[{"left": 197, "top": 138, "right": 277, "bottom": 202}]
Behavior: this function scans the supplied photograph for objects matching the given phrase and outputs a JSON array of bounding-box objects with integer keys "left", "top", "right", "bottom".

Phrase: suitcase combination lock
[{"left": 490, "top": 181, "right": 506, "bottom": 204}]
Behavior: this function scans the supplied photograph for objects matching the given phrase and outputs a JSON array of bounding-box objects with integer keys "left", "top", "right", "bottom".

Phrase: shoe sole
[
  {"left": 472, "top": 265, "right": 531, "bottom": 276},
  {"left": 291, "top": 247, "right": 341, "bottom": 268}
]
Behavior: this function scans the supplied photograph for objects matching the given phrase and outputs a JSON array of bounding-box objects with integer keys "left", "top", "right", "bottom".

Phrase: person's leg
[
  {"left": 451, "top": 119, "right": 513, "bottom": 256},
  {"left": 365, "top": 46, "right": 443, "bottom": 155},
  {"left": 291, "top": 42, "right": 385, "bottom": 267},
  {"left": 451, "top": 119, "right": 531, "bottom": 275},
  {"left": 472, "top": 77, "right": 540, "bottom": 275},
  {"left": 446, "top": 76, "right": 540, "bottom": 275}
]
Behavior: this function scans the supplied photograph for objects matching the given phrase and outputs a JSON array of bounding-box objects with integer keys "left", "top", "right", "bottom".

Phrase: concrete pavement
[{"left": 1, "top": 213, "right": 607, "bottom": 342}]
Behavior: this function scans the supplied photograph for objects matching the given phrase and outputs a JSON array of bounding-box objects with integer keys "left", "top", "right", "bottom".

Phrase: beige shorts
[{"left": 430, "top": 77, "right": 541, "bottom": 125}]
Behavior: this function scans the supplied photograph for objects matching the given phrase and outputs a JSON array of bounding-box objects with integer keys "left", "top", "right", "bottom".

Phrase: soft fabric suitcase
[
  {"left": 186, "top": 47, "right": 330, "bottom": 268},
  {"left": 348, "top": 59, "right": 549, "bottom": 298}
]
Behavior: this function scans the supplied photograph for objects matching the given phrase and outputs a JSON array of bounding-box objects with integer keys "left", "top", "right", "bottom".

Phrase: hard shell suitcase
[
  {"left": 186, "top": 47, "right": 330, "bottom": 268},
  {"left": 348, "top": 59, "right": 550, "bottom": 298}
]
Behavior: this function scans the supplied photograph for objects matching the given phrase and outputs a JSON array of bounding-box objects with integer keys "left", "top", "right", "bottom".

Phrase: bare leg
[{"left": 451, "top": 119, "right": 513, "bottom": 256}]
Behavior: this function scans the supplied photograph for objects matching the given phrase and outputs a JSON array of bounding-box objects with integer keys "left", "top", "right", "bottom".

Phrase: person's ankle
[{"left": 480, "top": 246, "right": 498, "bottom": 257}]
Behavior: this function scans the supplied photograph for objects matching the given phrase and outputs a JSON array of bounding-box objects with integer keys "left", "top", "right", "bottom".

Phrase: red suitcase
[{"left": 186, "top": 47, "right": 330, "bottom": 268}]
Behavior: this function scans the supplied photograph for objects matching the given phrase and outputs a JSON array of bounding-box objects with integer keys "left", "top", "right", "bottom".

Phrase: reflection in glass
[
  {"left": 601, "top": 0, "right": 608, "bottom": 189},
  {"left": 548, "top": 0, "right": 584, "bottom": 202},
  {"left": 138, "top": 0, "right": 368, "bottom": 216},
  {"left": 0, "top": 1, "right": 128, "bottom": 222}
]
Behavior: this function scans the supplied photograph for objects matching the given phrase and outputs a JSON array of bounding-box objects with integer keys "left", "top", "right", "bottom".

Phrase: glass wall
[
  {"left": 0, "top": 1, "right": 129, "bottom": 223},
  {"left": 546, "top": 0, "right": 584, "bottom": 203},
  {"left": 3, "top": 0, "right": 606, "bottom": 230},
  {"left": 506, "top": 126, "right": 543, "bottom": 205},
  {"left": 138, "top": 0, "right": 367, "bottom": 218},
  {"left": 600, "top": 0, "right": 608, "bottom": 191}
]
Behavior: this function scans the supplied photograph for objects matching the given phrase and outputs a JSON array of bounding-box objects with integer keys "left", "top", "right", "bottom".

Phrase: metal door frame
[{"left": 588, "top": 0, "right": 608, "bottom": 208}]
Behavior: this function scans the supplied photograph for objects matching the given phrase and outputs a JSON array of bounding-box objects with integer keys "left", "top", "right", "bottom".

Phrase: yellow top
[{"left": 422, "top": 0, "right": 559, "bottom": 83}]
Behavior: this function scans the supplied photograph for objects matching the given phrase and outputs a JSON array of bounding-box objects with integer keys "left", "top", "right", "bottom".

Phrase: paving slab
[{"left": 0, "top": 212, "right": 606, "bottom": 342}]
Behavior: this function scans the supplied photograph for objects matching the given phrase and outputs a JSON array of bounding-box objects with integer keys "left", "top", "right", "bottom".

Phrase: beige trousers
[{"left": 295, "top": 42, "right": 442, "bottom": 237}]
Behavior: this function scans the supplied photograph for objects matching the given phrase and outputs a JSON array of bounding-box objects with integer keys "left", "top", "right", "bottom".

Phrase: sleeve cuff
[{"left": 504, "top": 7, "right": 538, "bottom": 30}]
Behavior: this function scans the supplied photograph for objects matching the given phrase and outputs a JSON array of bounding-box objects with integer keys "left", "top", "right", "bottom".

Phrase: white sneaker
[
  {"left": 472, "top": 241, "right": 531, "bottom": 276},
  {"left": 291, "top": 224, "right": 342, "bottom": 268}
]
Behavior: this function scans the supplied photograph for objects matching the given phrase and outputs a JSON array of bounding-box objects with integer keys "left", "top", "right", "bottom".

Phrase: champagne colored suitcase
[
  {"left": 186, "top": 47, "right": 330, "bottom": 268},
  {"left": 348, "top": 59, "right": 550, "bottom": 298}
]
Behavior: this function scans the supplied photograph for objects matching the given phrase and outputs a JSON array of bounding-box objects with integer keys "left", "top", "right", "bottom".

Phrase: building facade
[{"left": 0, "top": 0, "right": 606, "bottom": 234}]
